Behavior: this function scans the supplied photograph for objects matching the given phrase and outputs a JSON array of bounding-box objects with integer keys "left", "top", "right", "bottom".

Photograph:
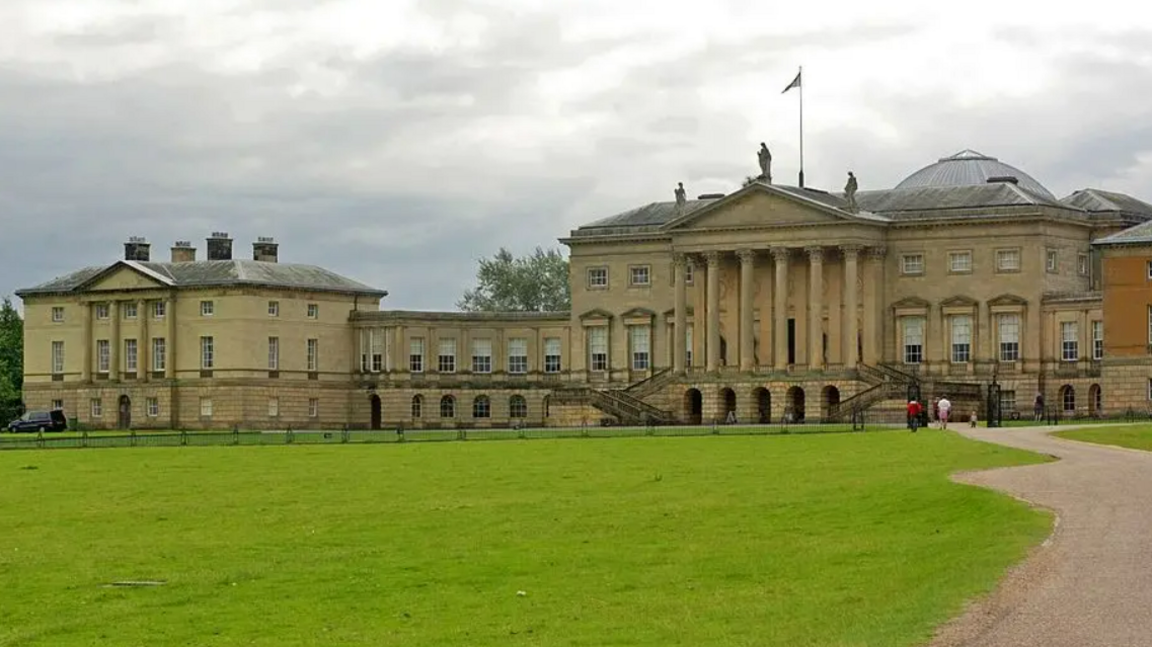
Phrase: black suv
[{"left": 6, "top": 409, "right": 68, "bottom": 433}]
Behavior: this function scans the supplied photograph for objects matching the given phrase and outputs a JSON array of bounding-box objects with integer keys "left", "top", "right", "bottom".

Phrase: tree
[
  {"left": 458, "top": 247, "right": 571, "bottom": 312},
  {"left": 0, "top": 297, "right": 23, "bottom": 422}
]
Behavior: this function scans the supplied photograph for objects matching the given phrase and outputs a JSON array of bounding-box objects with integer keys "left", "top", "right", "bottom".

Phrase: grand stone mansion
[{"left": 17, "top": 149, "right": 1152, "bottom": 429}]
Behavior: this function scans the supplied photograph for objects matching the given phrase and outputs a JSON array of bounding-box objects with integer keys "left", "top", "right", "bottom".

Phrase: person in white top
[{"left": 937, "top": 396, "right": 952, "bottom": 430}]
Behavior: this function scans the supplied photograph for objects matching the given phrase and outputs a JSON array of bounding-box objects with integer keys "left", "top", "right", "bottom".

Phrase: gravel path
[{"left": 926, "top": 424, "right": 1152, "bottom": 647}]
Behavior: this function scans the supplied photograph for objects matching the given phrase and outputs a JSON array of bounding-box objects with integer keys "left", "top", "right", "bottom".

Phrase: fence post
[
  {"left": 711, "top": 418, "right": 719, "bottom": 435},
  {"left": 131, "top": 430, "right": 137, "bottom": 447},
  {"left": 180, "top": 429, "right": 187, "bottom": 446},
  {"left": 286, "top": 426, "right": 294, "bottom": 444},
  {"left": 37, "top": 429, "right": 44, "bottom": 449},
  {"left": 232, "top": 424, "right": 240, "bottom": 446},
  {"left": 342, "top": 424, "right": 349, "bottom": 444},
  {"left": 82, "top": 429, "right": 88, "bottom": 448}
]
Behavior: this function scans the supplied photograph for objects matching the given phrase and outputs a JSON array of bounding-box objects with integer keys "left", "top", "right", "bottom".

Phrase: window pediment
[
  {"left": 891, "top": 296, "right": 931, "bottom": 310},
  {"left": 988, "top": 293, "right": 1028, "bottom": 307},
  {"left": 940, "top": 295, "right": 978, "bottom": 308}
]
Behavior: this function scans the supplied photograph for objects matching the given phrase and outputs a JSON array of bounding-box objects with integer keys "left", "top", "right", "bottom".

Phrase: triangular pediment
[
  {"left": 620, "top": 307, "right": 656, "bottom": 319},
  {"left": 988, "top": 293, "right": 1028, "bottom": 307},
  {"left": 579, "top": 308, "right": 614, "bottom": 320},
  {"left": 891, "top": 296, "right": 931, "bottom": 309},
  {"left": 77, "top": 262, "right": 172, "bottom": 293},
  {"left": 662, "top": 306, "right": 695, "bottom": 317},
  {"left": 662, "top": 183, "right": 873, "bottom": 232},
  {"left": 940, "top": 295, "right": 978, "bottom": 308}
]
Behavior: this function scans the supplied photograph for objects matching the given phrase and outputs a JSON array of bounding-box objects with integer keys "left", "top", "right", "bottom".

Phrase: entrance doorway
[
  {"left": 786, "top": 386, "right": 805, "bottom": 422},
  {"left": 117, "top": 395, "right": 131, "bottom": 429},
  {"left": 684, "top": 388, "right": 703, "bottom": 425},
  {"left": 370, "top": 394, "right": 382, "bottom": 430},
  {"left": 720, "top": 387, "right": 736, "bottom": 422},
  {"left": 787, "top": 319, "right": 796, "bottom": 365},
  {"left": 822, "top": 385, "right": 841, "bottom": 421},
  {"left": 753, "top": 387, "right": 771, "bottom": 423}
]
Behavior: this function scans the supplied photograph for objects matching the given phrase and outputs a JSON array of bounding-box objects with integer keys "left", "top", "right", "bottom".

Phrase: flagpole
[{"left": 798, "top": 65, "right": 804, "bottom": 188}]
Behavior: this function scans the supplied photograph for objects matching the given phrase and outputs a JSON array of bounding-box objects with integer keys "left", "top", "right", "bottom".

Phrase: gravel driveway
[{"left": 927, "top": 425, "right": 1152, "bottom": 647}]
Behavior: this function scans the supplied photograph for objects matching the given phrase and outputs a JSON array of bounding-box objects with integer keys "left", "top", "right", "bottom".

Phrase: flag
[{"left": 781, "top": 70, "right": 801, "bottom": 94}]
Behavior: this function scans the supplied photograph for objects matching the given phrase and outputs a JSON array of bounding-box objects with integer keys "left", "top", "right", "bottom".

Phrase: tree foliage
[
  {"left": 458, "top": 247, "right": 571, "bottom": 313},
  {"left": 0, "top": 297, "right": 23, "bottom": 422}
]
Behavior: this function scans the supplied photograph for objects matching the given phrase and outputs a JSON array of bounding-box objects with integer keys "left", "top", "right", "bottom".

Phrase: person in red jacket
[{"left": 907, "top": 400, "right": 922, "bottom": 432}]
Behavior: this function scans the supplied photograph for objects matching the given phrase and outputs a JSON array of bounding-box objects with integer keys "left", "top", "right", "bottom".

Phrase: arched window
[
  {"left": 411, "top": 395, "right": 423, "bottom": 418},
  {"left": 1060, "top": 385, "right": 1076, "bottom": 413},
  {"left": 509, "top": 395, "right": 528, "bottom": 419},
  {"left": 440, "top": 395, "right": 455, "bottom": 418},
  {"left": 473, "top": 395, "right": 491, "bottom": 419}
]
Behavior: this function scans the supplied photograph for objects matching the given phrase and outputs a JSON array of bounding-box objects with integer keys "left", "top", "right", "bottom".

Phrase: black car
[{"left": 7, "top": 409, "right": 68, "bottom": 433}]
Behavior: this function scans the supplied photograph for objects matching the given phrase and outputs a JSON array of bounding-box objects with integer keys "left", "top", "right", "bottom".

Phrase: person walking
[
  {"left": 907, "top": 400, "right": 922, "bottom": 432},
  {"left": 1034, "top": 392, "right": 1045, "bottom": 421},
  {"left": 938, "top": 395, "right": 953, "bottom": 430}
]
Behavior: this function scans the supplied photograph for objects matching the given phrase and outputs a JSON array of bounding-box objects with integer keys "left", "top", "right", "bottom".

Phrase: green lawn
[
  {"left": 0, "top": 432, "right": 1051, "bottom": 647},
  {"left": 1054, "top": 424, "right": 1152, "bottom": 451}
]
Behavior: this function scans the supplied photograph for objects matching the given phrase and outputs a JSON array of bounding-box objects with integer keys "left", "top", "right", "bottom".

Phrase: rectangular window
[
  {"left": 948, "top": 251, "right": 972, "bottom": 273},
  {"left": 685, "top": 263, "right": 694, "bottom": 285},
  {"left": 438, "top": 338, "right": 456, "bottom": 373},
  {"left": 307, "top": 304, "right": 319, "bottom": 319},
  {"left": 629, "top": 265, "right": 651, "bottom": 286},
  {"left": 950, "top": 315, "right": 971, "bottom": 363},
  {"left": 51, "top": 399, "right": 63, "bottom": 411},
  {"left": 471, "top": 339, "right": 492, "bottom": 374},
  {"left": 1000, "top": 390, "right": 1017, "bottom": 415},
  {"left": 51, "top": 341, "right": 64, "bottom": 374},
  {"left": 1147, "top": 261, "right": 1152, "bottom": 280},
  {"left": 902, "top": 316, "right": 925, "bottom": 364},
  {"left": 587, "top": 267, "right": 608, "bottom": 288},
  {"left": 1092, "top": 320, "right": 1104, "bottom": 360},
  {"left": 996, "top": 249, "right": 1021, "bottom": 271},
  {"left": 51, "top": 306, "right": 64, "bottom": 322},
  {"left": 630, "top": 326, "right": 651, "bottom": 370},
  {"left": 96, "top": 303, "right": 109, "bottom": 320},
  {"left": 268, "top": 397, "right": 279, "bottom": 418},
  {"left": 91, "top": 398, "right": 102, "bottom": 418},
  {"left": 309, "top": 398, "right": 319, "bottom": 418},
  {"left": 268, "top": 301, "right": 279, "bottom": 317},
  {"left": 1061, "top": 321, "right": 1079, "bottom": 362},
  {"left": 200, "top": 397, "right": 213, "bottom": 418},
  {"left": 507, "top": 337, "right": 528, "bottom": 374},
  {"left": 124, "top": 303, "right": 138, "bottom": 319},
  {"left": 544, "top": 337, "right": 562, "bottom": 373},
  {"left": 146, "top": 397, "right": 159, "bottom": 417},
  {"left": 901, "top": 254, "right": 924, "bottom": 275},
  {"left": 200, "top": 336, "right": 214, "bottom": 369},
  {"left": 306, "top": 339, "right": 318, "bottom": 371},
  {"left": 686, "top": 324, "right": 694, "bottom": 367},
  {"left": 96, "top": 339, "right": 110, "bottom": 373},
  {"left": 370, "top": 330, "right": 383, "bottom": 373},
  {"left": 152, "top": 338, "right": 166, "bottom": 372},
  {"left": 588, "top": 327, "right": 608, "bottom": 372},
  {"left": 998, "top": 314, "right": 1020, "bottom": 361},
  {"left": 153, "top": 301, "right": 166, "bottom": 319},
  {"left": 124, "top": 339, "right": 138, "bottom": 372},
  {"left": 1078, "top": 253, "right": 1090, "bottom": 277},
  {"left": 1046, "top": 249, "right": 1058, "bottom": 273},
  {"left": 268, "top": 337, "right": 279, "bottom": 370},
  {"left": 200, "top": 300, "right": 214, "bottom": 316},
  {"left": 410, "top": 338, "right": 425, "bottom": 373}
]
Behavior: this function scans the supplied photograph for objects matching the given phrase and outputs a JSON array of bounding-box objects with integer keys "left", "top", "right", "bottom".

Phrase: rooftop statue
[
  {"left": 758, "top": 142, "right": 773, "bottom": 184},
  {"left": 844, "top": 171, "right": 858, "bottom": 213},
  {"left": 674, "top": 182, "right": 687, "bottom": 211}
]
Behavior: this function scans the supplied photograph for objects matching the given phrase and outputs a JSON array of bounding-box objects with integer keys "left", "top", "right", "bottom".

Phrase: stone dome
[{"left": 895, "top": 149, "right": 1055, "bottom": 201}]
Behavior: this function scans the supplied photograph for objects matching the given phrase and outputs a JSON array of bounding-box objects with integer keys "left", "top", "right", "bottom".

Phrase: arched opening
[
  {"left": 1088, "top": 384, "right": 1102, "bottom": 417},
  {"left": 684, "top": 388, "right": 703, "bottom": 425},
  {"left": 473, "top": 395, "right": 491, "bottom": 419},
  {"left": 786, "top": 386, "right": 805, "bottom": 422},
  {"left": 719, "top": 387, "right": 737, "bottom": 422},
  {"left": 117, "top": 395, "right": 131, "bottom": 430},
  {"left": 369, "top": 394, "right": 382, "bottom": 429},
  {"left": 411, "top": 395, "right": 423, "bottom": 419},
  {"left": 1060, "top": 385, "right": 1076, "bottom": 414},
  {"left": 752, "top": 387, "right": 771, "bottom": 423},
  {"left": 440, "top": 395, "right": 455, "bottom": 419},
  {"left": 509, "top": 395, "right": 528, "bottom": 419},
  {"left": 822, "top": 385, "right": 841, "bottom": 421}
]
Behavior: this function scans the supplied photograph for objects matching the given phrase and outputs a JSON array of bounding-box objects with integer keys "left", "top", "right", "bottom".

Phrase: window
[
  {"left": 95, "top": 303, "right": 109, "bottom": 319},
  {"left": 438, "top": 339, "right": 456, "bottom": 373},
  {"left": 1148, "top": 306, "right": 1152, "bottom": 349},
  {"left": 268, "top": 301, "right": 279, "bottom": 317},
  {"left": 998, "top": 314, "right": 1020, "bottom": 361},
  {"left": 951, "top": 315, "right": 971, "bottom": 363},
  {"left": 996, "top": 249, "right": 1020, "bottom": 271},
  {"left": 51, "top": 307, "right": 64, "bottom": 322},
  {"left": 153, "top": 301, "right": 166, "bottom": 319},
  {"left": 268, "top": 397, "right": 279, "bottom": 418},
  {"left": 440, "top": 395, "right": 455, "bottom": 418},
  {"left": 200, "top": 397, "right": 213, "bottom": 418},
  {"left": 1078, "top": 254, "right": 1090, "bottom": 277},
  {"left": 902, "top": 317, "right": 924, "bottom": 364},
  {"left": 587, "top": 267, "right": 608, "bottom": 288},
  {"left": 307, "top": 304, "right": 319, "bottom": 319},
  {"left": 268, "top": 337, "right": 279, "bottom": 370},
  {"left": 1046, "top": 249, "right": 1058, "bottom": 273},
  {"left": 901, "top": 254, "right": 924, "bottom": 275},
  {"left": 152, "top": 338, "right": 166, "bottom": 372},
  {"left": 509, "top": 395, "right": 528, "bottom": 418},
  {"left": 309, "top": 398, "right": 319, "bottom": 418},
  {"left": 630, "top": 326, "right": 650, "bottom": 370},
  {"left": 124, "top": 303, "right": 138, "bottom": 319},
  {"left": 630, "top": 265, "right": 651, "bottom": 286},
  {"left": 200, "top": 300, "right": 214, "bottom": 316},
  {"left": 371, "top": 330, "right": 383, "bottom": 373},
  {"left": 200, "top": 336, "right": 214, "bottom": 369},
  {"left": 473, "top": 395, "right": 491, "bottom": 418},
  {"left": 124, "top": 339, "right": 138, "bottom": 372},
  {"left": 1092, "top": 320, "right": 1104, "bottom": 360},
  {"left": 999, "top": 390, "right": 1017, "bottom": 415},
  {"left": 91, "top": 398, "right": 102, "bottom": 418},
  {"left": 1148, "top": 378, "right": 1152, "bottom": 401},
  {"left": 411, "top": 395, "right": 423, "bottom": 418},
  {"left": 1061, "top": 386, "right": 1076, "bottom": 413},
  {"left": 507, "top": 338, "right": 528, "bottom": 374},
  {"left": 948, "top": 251, "right": 972, "bottom": 273},
  {"left": 544, "top": 337, "right": 562, "bottom": 373},
  {"left": 51, "top": 341, "right": 64, "bottom": 374},
  {"left": 97, "top": 339, "right": 110, "bottom": 373},
  {"left": 306, "top": 339, "right": 318, "bottom": 371},
  {"left": 1147, "top": 261, "right": 1152, "bottom": 280},
  {"left": 685, "top": 263, "right": 694, "bottom": 285},
  {"left": 1061, "top": 322, "right": 1079, "bottom": 362},
  {"left": 588, "top": 326, "right": 608, "bottom": 372},
  {"left": 51, "top": 399, "right": 63, "bottom": 411},
  {"left": 146, "top": 397, "right": 159, "bottom": 417},
  {"left": 471, "top": 339, "right": 492, "bottom": 374},
  {"left": 410, "top": 338, "right": 425, "bottom": 373}
]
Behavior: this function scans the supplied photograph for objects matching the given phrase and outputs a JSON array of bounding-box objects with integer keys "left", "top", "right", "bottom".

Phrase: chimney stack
[
  {"left": 206, "top": 232, "right": 233, "bottom": 261},
  {"left": 171, "top": 241, "right": 196, "bottom": 263},
  {"left": 253, "top": 236, "right": 279, "bottom": 263},
  {"left": 123, "top": 236, "right": 151, "bottom": 261}
]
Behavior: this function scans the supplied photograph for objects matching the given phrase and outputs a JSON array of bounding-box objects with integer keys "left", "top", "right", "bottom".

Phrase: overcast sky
[{"left": 3, "top": 0, "right": 1152, "bottom": 309}]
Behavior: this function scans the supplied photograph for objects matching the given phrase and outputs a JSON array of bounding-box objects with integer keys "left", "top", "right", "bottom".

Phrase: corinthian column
[
  {"left": 842, "top": 245, "right": 862, "bottom": 368},
  {"left": 772, "top": 247, "right": 790, "bottom": 370},
  {"left": 705, "top": 251, "right": 721, "bottom": 372},
  {"left": 806, "top": 246, "right": 824, "bottom": 371},
  {"left": 673, "top": 253, "right": 688, "bottom": 373},
  {"left": 863, "top": 247, "right": 886, "bottom": 365},
  {"left": 737, "top": 249, "right": 756, "bottom": 371}
]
